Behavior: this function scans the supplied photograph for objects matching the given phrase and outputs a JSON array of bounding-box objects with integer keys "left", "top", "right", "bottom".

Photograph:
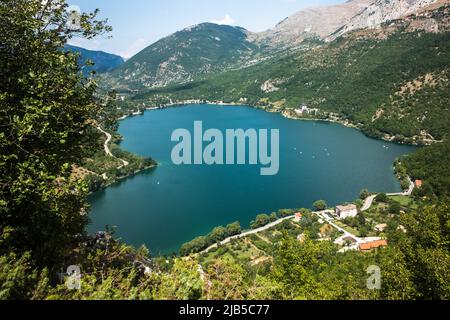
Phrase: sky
[{"left": 67, "top": 0, "right": 345, "bottom": 59}]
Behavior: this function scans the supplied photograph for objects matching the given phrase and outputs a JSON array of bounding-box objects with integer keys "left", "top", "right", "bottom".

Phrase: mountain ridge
[
  {"left": 330, "top": 0, "right": 439, "bottom": 39},
  {"left": 122, "top": 3, "right": 449, "bottom": 146},
  {"left": 104, "top": 23, "right": 260, "bottom": 90},
  {"left": 103, "top": 0, "right": 445, "bottom": 90},
  {"left": 65, "top": 44, "right": 125, "bottom": 75}
]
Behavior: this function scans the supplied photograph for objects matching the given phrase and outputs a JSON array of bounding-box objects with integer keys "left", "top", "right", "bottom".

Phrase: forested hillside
[
  {"left": 134, "top": 6, "right": 449, "bottom": 144},
  {"left": 65, "top": 45, "right": 125, "bottom": 75}
]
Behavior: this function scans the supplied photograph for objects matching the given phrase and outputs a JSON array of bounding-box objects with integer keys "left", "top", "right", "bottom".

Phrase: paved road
[
  {"left": 361, "top": 195, "right": 377, "bottom": 212},
  {"left": 387, "top": 177, "right": 415, "bottom": 197},
  {"left": 362, "top": 177, "right": 415, "bottom": 212},
  {"left": 200, "top": 210, "right": 335, "bottom": 255}
]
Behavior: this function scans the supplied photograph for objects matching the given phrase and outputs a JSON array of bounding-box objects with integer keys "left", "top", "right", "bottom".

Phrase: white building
[
  {"left": 335, "top": 204, "right": 358, "bottom": 219},
  {"left": 295, "top": 105, "right": 319, "bottom": 116}
]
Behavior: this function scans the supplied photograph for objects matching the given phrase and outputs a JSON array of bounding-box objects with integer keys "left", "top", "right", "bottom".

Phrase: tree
[
  {"left": 204, "top": 258, "right": 247, "bottom": 300},
  {"left": 376, "top": 247, "right": 417, "bottom": 300},
  {"left": 375, "top": 193, "right": 389, "bottom": 203},
  {"left": 225, "top": 222, "right": 242, "bottom": 236},
  {"left": 388, "top": 201, "right": 401, "bottom": 214},
  {"left": 272, "top": 233, "right": 341, "bottom": 299},
  {"left": 208, "top": 226, "right": 228, "bottom": 244},
  {"left": 0, "top": 0, "right": 110, "bottom": 267},
  {"left": 0, "top": 252, "right": 50, "bottom": 300},
  {"left": 269, "top": 212, "right": 278, "bottom": 222},
  {"left": 278, "top": 209, "right": 295, "bottom": 217},
  {"left": 396, "top": 202, "right": 450, "bottom": 299},
  {"left": 180, "top": 236, "right": 207, "bottom": 256},
  {"left": 251, "top": 214, "right": 271, "bottom": 229},
  {"left": 153, "top": 259, "right": 203, "bottom": 300},
  {"left": 360, "top": 189, "right": 370, "bottom": 200},
  {"left": 313, "top": 200, "right": 327, "bottom": 211}
]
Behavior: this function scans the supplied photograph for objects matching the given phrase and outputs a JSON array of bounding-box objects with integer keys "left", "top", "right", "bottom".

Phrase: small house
[
  {"left": 335, "top": 204, "right": 358, "bottom": 219},
  {"left": 359, "top": 240, "right": 388, "bottom": 252}
]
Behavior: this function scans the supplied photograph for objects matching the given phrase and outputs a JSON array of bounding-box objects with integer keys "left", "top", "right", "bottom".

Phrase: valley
[{"left": 2, "top": 0, "right": 450, "bottom": 302}]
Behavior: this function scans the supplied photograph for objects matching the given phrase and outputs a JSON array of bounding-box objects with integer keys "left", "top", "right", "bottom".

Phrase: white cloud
[
  {"left": 210, "top": 14, "right": 236, "bottom": 26},
  {"left": 119, "top": 38, "right": 151, "bottom": 59},
  {"left": 66, "top": 37, "right": 151, "bottom": 60},
  {"left": 67, "top": 38, "right": 101, "bottom": 51}
]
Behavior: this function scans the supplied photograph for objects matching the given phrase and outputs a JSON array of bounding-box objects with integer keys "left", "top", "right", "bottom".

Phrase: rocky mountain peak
[
  {"left": 257, "top": 0, "right": 374, "bottom": 48},
  {"left": 330, "top": 0, "right": 440, "bottom": 39}
]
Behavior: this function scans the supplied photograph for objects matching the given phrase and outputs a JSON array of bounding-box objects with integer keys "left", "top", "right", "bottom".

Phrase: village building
[
  {"left": 334, "top": 235, "right": 358, "bottom": 246},
  {"left": 415, "top": 179, "right": 423, "bottom": 188},
  {"left": 335, "top": 204, "right": 358, "bottom": 219},
  {"left": 294, "top": 104, "right": 319, "bottom": 116},
  {"left": 294, "top": 212, "right": 303, "bottom": 222},
  {"left": 359, "top": 240, "right": 388, "bottom": 252}
]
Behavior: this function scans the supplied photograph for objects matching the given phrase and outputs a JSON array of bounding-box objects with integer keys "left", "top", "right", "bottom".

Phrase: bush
[
  {"left": 313, "top": 200, "right": 327, "bottom": 211},
  {"left": 360, "top": 189, "right": 370, "bottom": 200},
  {"left": 251, "top": 214, "right": 271, "bottom": 229},
  {"left": 388, "top": 201, "right": 401, "bottom": 214},
  {"left": 375, "top": 193, "right": 389, "bottom": 203}
]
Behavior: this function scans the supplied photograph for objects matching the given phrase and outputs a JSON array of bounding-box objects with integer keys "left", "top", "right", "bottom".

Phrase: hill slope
[
  {"left": 65, "top": 45, "right": 125, "bottom": 75},
  {"left": 104, "top": 23, "right": 260, "bottom": 90},
  {"left": 131, "top": 5, "right": 450, "bottom": 145}
]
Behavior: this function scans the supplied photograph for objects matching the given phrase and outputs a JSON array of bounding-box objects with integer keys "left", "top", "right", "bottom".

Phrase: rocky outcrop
[
  {"left": 261, "top": 80, "right": 280, "bottom": 93},
  {"left": 330, "top": 0, "right": 439, "bottom": 39},
  {"left": 257, "top": 0, "right": 373, "bottom": 48}
]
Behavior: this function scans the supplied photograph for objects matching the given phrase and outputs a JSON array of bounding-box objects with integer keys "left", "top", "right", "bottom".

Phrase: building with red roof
[{"left": 359, "top": 240, "right": 388, "bottom": 252}]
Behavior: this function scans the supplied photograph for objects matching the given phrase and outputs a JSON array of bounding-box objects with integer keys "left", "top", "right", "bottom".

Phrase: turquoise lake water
[{"left": 88, "top": 104, "right": 417, "bottom": 255}]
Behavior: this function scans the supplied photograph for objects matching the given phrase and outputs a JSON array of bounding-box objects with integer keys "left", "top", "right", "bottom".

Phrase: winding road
[
  {"left": 96, "top": 126, "right": 129, "bottom": 169},
  {"left": 361, "top": 177, "right": 415, "bottom": 212},
  {"left": 198, "top": 178, "right": 415, "bottom": 256},
  {"left": 200, "top": 214, "right": 300, "bottom": 254},
  {"left": 200, "top": 210, "right": 336, "bottom": 255}
]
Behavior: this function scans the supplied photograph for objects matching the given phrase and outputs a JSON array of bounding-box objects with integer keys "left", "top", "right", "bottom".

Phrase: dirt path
[{"left": 96, "top": 126, "right": 129, "bottom": 169}]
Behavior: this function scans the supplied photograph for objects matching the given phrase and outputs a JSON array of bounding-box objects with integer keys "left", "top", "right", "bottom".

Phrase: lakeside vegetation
[
  {"left": 3, "top": 196, "right": 448, "bottom": 300},
  {"left": 80, "top": 128, "right": 156, "bottom": 192},
  {"left": 402, "top": 140, "right": 450, "bottom": 199}
]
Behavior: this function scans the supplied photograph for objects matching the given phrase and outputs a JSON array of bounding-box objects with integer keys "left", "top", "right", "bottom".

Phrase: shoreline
[
  {"left": 117, "top": 100, "right": 436, "bottom": 147},
  {"left": 102, "top": 101, "right": 417, "bottom": 256},
  {"left": 88, "top": 163, "right": 157, "bottom": 196}
]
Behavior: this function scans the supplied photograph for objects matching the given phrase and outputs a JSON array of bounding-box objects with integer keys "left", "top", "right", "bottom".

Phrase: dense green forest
[
  {"left": 403, "top": 140, "right": 450, "bottom": 198},
  {"left": 1, "top": 0, "right": 449, "bottom": 301},
  {"left": 65, "top": 44, "right": 125, "bottom": 75}
]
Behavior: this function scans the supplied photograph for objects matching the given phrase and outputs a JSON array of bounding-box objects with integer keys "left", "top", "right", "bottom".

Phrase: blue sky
[{"left": 68, "top": 0, "right": 345, "bottom": 58}]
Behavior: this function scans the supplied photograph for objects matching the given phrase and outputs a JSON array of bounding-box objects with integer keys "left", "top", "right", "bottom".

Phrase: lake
[{"left": 88, "top": 104, "right": 417, "bottom": 255}]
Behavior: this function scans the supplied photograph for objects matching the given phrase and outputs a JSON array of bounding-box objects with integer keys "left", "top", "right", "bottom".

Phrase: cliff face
[
  {"left": 331, "top": 0, "right": 439, "bottom": 39},
  {"left": 258, "top": 0, "right": 373, "bottom": 48}
]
